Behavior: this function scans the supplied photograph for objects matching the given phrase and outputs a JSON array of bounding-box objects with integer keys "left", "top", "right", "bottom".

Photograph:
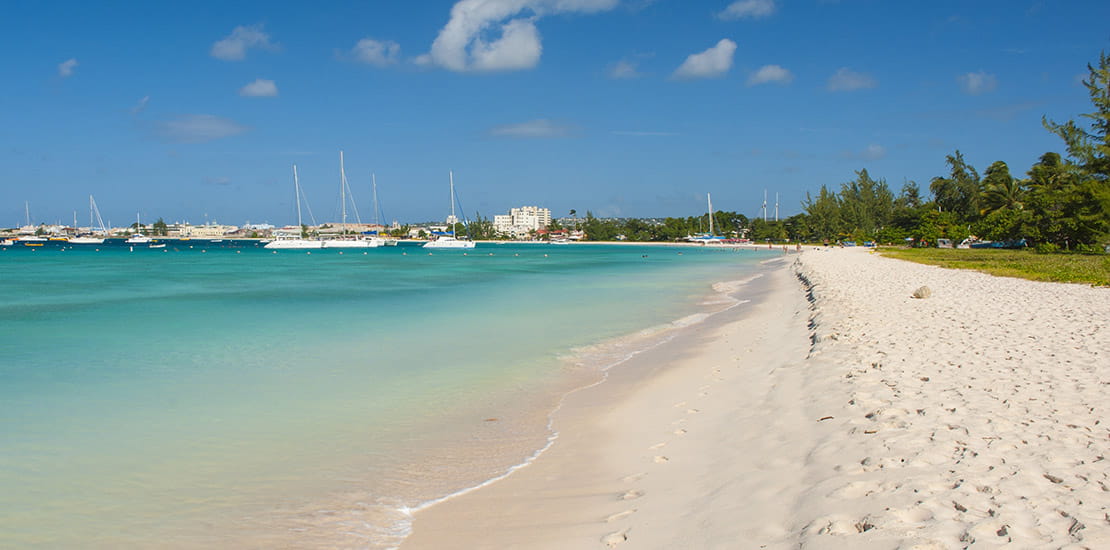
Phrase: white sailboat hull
[
  {"left": 322, "top": 238, "right": 383, "bottom": 248},
  {"left": 69, "top": 237, "right": 105, "bottom": 244},
  {"left": 264, "top": 239, "right": 324, "bottom": 249},
  {"left": 423, "top": 237, "right": 475, "bottom": 249}
]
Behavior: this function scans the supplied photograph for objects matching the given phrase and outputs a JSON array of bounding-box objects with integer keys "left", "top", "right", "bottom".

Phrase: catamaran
[
  {"left": 265, "top": 165, "right": 324, "bottom": 249},
  {"left": 70, "top": 195, "right": 108, "bottom": 244},
  {"left": 322, "top": 151, "right": 382, "bottom": 249},
  {"left": 424, "top": 170, "right": 476, "bottom": 249},
  {"left": 686, "top": 193, "right": 726, "bottom": 244}
]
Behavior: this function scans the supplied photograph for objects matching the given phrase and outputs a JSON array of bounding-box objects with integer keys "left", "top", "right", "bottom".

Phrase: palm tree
[
  {"left": 981, "top": 178, "right": 1026, "bottom": 214},
  {"left": 980, "top": 161, "right": 1025, "bottom": 214}
]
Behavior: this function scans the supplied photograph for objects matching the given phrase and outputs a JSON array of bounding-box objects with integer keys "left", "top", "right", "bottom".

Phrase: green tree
[
  {"left": 467, "top": 212, "right": 495, "bottom": 240},
  {"left": 582, "top": 211, "right": 618, "bottom": 241},
  {"left": 895, "top": 180, "right": 923, "bottom": 209},
  {"left": 152, "top": 218, "right": 168, "bottom": 236},
  {"left": 1039, "top": 52, "right": 1110, "bottom": 246},
  {"left": 929, "top": 150, "right": 981, "bottom": 220},
  {"left": 979, "top": 161, "right": 1025, "bottom": 215},
  {"left": 1043, "top": 51, "right": 1110, "bottom": 180},
  {"left": 837, "top": 169, "right": 894, "bottom": 239},
  {"left": 801, "top": 185, "right": 843, "bottom": 242}
]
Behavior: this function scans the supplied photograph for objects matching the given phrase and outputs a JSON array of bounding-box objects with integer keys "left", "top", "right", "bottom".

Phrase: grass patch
[{"left": 878, "top": 248, "right": 1110, "bottom": 287}]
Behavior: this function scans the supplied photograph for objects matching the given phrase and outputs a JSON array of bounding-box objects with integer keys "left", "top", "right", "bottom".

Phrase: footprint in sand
[
  {"left": 621, "top": 473, "right": 646, "bottom": 483},
  {"left": 671, "top": 418, "right": 687, "bottom": 425},
  {"left": 674, "top": 401, "right": 687, "bottom": 408},
  {"left": 686, "top": 409, "right": 700, "bottom": 414},
  {"left": 673, "top": 428, "right": 687, "bottom": 436},
  {"left": 654, "top": 455, "right": 670, "bottom": 464},
  {"left": 649, "top": 442, "right": 667, "bottom": 450},
  {"left": 601, "top": 530, "right": 628, "bottom": 547},
  {"left": 606, "top": 509, "right": 636, "bottom": 523},
  {"left": 620, "top": 490, "right": 644, "bottom": 501}
]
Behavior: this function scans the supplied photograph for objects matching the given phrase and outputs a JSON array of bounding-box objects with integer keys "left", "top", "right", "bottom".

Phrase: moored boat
[
  {"left": 424, "top": 171, "right": 476, "bottom": 249},
  {"left": 265, "top": 165, "right": 325, "bottom": 250}
]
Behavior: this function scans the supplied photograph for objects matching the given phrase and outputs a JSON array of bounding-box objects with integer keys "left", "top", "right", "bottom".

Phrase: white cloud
[
  {"left": 210, "top": 24, "right": 277, "bottom": 61},
  {"left": 827, "top": 67, "right": 877, "bottom": 91},
  {"left": 861, "top": 144, "right": 886, "bottom": 160},
  {"left": 672, "top": 39, "right": 737, "bottom": 80},
  {"left": 154, "top": 114, "right": 249, "bottom": 143},
  {"left": 608, "top": 59, "right": 642, "bottom": 79},
  {"left": 239, "top": 79, "right": 278, "bottom": 97},
  {"left": 425, "top": 0, "right": 618, "bottom": 72},
  {"left": 958, "top": 71, "right": 998, "bottom": 95},
  {"left": 747, "top": 64, "right": 792, "bottom": 86},
  {"left": 843, "top": 144, "right": 886, "bottom": 161},
  {"left": 489, "top": 119, "right": 572, "bottom": 138},
  {"left": 471, "top": 18, "right": 542, "bottom": 71},
  {"left": 58, "top": 58, "right": 78, "bottom": 78},
  {"left": 352, "top": 38, "right": 402, "bottom": 67},
  {"left": 131, "top": 95, "right": 150, "bottom": 114},
  {"left": 718, "top": 0, "right": 776, "bottom": 20}
]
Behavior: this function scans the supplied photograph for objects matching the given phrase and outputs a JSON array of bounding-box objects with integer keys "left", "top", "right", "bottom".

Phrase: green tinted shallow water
[{"left": 0, "top": 242, "right": 774, "bottom": 548}]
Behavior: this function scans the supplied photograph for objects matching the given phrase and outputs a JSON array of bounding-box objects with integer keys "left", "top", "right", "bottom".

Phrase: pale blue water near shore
[{"left": 0, "top": 242, "right": 776, "bottom": 548}]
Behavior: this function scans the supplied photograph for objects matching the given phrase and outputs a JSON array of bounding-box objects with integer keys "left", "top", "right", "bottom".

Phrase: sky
[{"left": 4, "top": 0, "right": 1109, "bottom": 228}]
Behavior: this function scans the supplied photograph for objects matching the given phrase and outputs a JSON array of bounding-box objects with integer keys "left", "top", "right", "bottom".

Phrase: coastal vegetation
[
  {"left": 787, "top": 52, "right": 1110, "bottom": 251},
  {"left": 879, "top": 248, "right": 1110, "bottom": 287}
]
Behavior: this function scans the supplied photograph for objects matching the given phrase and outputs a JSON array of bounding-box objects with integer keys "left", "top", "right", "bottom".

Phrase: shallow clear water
[{"left": 0, "top": 241, "right": 774, "bottom": 548}]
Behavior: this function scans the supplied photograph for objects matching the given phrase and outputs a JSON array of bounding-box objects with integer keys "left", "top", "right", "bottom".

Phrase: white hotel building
[{"left": 493, "top": 206, "right": 551, "bottom": 239}]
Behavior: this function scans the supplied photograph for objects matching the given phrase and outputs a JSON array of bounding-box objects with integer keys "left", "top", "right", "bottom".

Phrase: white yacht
[
  {"left": 70, "top": 196, "right": 107, "bottom": 244},
  {"left": 322, "top": 151, "right": 382, "bottom": 249},
  {"left": 125, "top": 212, "right": 152, "bottom": 244},
  {"left": 424, "top": 171, "right": 475, "bottom": 249},
  {"left": 265, "top": 165, "right": 324, "bottom": 250}
]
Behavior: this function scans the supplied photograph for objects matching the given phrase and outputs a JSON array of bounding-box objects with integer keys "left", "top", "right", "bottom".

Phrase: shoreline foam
[{"left": 389, "top": 260, "right": 785, "bottom": 548}]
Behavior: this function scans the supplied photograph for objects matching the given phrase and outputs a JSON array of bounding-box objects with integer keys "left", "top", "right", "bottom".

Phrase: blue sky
[{"left": 4, "top": 0, "right": 1109, "bottom": 227}]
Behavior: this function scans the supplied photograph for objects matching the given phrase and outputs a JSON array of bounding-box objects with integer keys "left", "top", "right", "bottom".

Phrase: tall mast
[
  {"left": 774, "top": 192, "right": 779, "bottom": 222},
  {"left": 449, "top": 170, "right": 456, "bottom": 237},
  {"left": 90, "top": 195, "right": 106, "bottom": 234},
  {"left": 25, "top": 201, "right": 30, "bottom": 227},
  {"left": 707, "top": 193, "right": 714, "bottom": 235},
  {"left": 293, "top": 164, "right": 303, "bottom": 229},
  {"left": 371, "top": 173, "right": 380, "bottom": 227},
  {"left": 339, "top": 150, "right": 347, "bottom": 234},
  {"left": 762, "top": 190, "right": 768, "bottom": 222}
]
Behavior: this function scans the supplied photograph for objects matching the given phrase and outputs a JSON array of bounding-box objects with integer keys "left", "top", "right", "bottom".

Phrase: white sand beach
[{"left": 402, "top": 248, "right": 1109, "bottom": 549}]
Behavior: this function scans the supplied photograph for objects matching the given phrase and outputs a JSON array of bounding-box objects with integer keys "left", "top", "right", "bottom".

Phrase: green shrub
[{"left": 1034, "top": 243, "right": 1059, "bottom": 254}]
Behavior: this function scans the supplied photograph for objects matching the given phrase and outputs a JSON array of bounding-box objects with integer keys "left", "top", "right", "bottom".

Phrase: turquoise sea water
[{"left": 0, "top": 241, "right": 774, "bottom": 548}]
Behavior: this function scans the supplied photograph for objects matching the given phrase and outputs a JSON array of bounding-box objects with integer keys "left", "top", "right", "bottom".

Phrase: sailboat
[
  {"left": 125, "top": 212, "right": 152, "bottom": 244},
  {"left": 686, "top": 193, "right": 726, "bottom": 244},
  {"left": 70, "top": 196, "right": 108, "bottom": 244},
  {"left": 370, "top": 173, "right": 397, "bottom": 246},
  {"left": 16, "top": 202, "right": 47, "bottom": 242},
  {"left": 424, "top": 171, "right": 476, "bottom": 249},
  {"left": 323, "top": 151, "right": 382, "bottom": 248},
  {"left": 265, "top": 165, "right": 324, "bottom": 249}
]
